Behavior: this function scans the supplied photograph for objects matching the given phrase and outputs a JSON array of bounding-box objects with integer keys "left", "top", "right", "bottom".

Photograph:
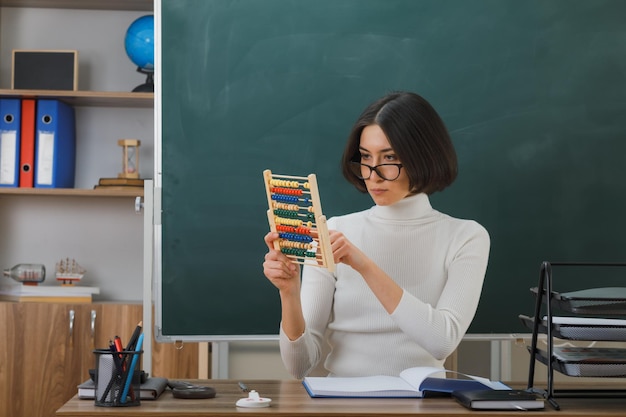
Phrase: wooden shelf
[
  {"left": 0, "top": 188, "right": 144, "bottom": 197},
  {"left": 0, "top": 89, "right": 153, "bottom": 108},
  {"left": 0, "top": 0, "right": 152, "bottom": 11}
]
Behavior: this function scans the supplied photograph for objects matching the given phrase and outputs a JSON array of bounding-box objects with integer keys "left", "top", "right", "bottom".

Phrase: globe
[
  {"left": 125, "top": 15, "right": 154, "bottom": 92},
  {"left": 125, "top": 15, "right": 154, "bottom": 71}
]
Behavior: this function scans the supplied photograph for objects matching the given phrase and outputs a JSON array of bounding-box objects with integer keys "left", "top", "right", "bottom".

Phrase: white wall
[{"left": 0, "top": 195, "right": 144, "bottom": 300}]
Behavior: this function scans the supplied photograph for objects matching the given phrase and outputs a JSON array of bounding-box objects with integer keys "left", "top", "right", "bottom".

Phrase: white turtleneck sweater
[{"left": 278, "top": 193, "right": 490, "bottom": 379}]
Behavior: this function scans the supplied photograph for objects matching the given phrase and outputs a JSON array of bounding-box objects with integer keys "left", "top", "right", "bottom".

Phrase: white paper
[
  {"left": 0, "top": 131, "right": 17, "bottom": 184},
  {"left": 547, "top": 316, "right": 626, "bottom": 326},
  {"left": 36, "top": 131, "right": 55, "bottom": 185}
]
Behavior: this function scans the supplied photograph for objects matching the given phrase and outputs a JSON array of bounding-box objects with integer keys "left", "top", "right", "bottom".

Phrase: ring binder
[
  {"left": 0, "top": 98, "right": 21, "bottom": 187},
  {"left": 34, "top": 99, "right": 76, "bottom": 188},
  {"left": 19, "top": 98, "right": 36, "bottom": 187}
]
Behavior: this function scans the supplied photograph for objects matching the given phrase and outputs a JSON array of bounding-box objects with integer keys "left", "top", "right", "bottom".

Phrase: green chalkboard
[{"left": 158, "top": 0, "right": 626, "bottom": 339}]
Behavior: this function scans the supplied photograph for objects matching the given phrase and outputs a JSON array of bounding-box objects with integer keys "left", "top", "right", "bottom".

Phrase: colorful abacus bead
[
  {"left": 273, "top": 209, "right": 300, "bottom": 219},
  {"left": 271, "top": 187, "right": 303, "bottom": 196},
  {"left": 272, "top": 194, "right": 300, "bottom": 203},
  {"left": 279, "top": 232, "right": 313, "bottom": 243},
  {"left": 275, "top": 217, "right": 303, "bottom": 227}
]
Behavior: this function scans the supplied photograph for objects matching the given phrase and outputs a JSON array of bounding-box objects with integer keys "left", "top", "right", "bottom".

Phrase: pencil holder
[{"left": 94, "top": 348, "right": 143, "bottom": 407}]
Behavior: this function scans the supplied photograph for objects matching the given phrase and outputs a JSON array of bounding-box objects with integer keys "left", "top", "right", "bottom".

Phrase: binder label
[
  {"left": 36, "top": 132, "right": 55, "bottom": 185},
  {"left": 0, "top": 131, "right": 17, "bottom": 184}
]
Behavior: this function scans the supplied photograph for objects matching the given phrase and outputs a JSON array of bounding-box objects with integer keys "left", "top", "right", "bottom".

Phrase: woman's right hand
[
  {"left": 263, "top": 232, "right": 301, "bottom": 296},
  {"left": 263, "top": 231, "right": 306, "bottom": 341}
]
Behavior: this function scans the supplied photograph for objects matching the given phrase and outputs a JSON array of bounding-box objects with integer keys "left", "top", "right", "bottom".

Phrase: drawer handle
[
  {"left": 69, "top": 309, "right": 75, "bottom": 337},
  {"left": 91, "top": 309, "right": 97, "bottom": 339}
]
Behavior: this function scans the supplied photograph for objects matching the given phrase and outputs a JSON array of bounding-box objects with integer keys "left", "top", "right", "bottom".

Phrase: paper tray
[
  {"left": 530, "top": 287, "right": 626, "bottom": 315},
  {"left": 532, "top": 347, "right": 626, "bottom": 377},
  {"left": 519, "top": 314, "right": 626, "bottom": 341}
]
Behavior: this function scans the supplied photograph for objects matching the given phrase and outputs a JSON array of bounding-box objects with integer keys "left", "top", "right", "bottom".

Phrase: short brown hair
[{"left": 341, "top": 91, "right": 457, "bottom": 195}]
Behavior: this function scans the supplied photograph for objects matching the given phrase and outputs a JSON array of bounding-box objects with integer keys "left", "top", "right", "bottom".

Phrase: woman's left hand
[
  {"left": 329, "top": 230, "right": 370, "bottom": 273},
  {"left": 329, "top": 229, "right": 403, "bottom": 313}
]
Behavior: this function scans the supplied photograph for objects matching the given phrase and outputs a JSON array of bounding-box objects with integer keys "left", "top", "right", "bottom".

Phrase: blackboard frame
[{"left": 154, "top": 0, "right": 626, "bottom": 342}]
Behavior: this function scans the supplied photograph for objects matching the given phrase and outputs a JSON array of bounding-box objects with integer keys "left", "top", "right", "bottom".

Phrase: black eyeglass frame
[{"left": 350, "top": 161, "right": 404, "bottom": 181}]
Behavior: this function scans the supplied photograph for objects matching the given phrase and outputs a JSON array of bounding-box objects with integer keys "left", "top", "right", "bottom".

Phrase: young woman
[{"left": 263, "top": 91, "right": 490, "bottom": 379}]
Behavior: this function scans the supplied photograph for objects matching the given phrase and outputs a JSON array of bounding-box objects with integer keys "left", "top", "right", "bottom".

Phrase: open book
[{"left": 302, "top": 367, "right": 510, "bottom": 398}]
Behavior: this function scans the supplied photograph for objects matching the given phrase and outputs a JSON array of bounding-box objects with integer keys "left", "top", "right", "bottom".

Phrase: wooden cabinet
[
  {"left": 0, "top": 301, "right": 198, "bottom": 417},
  {"left": 0, "top": 302, "right": 83, "bottom": 417}
]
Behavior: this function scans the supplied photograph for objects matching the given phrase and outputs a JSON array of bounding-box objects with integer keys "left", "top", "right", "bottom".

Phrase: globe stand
[{"left": 132, "top": 67, "right": 154, "bottom": 92}]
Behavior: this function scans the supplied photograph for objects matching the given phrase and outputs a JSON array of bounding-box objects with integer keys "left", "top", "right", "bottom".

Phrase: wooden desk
[{"left": 56, "top": 380, "right": 626, "bottom": 417}]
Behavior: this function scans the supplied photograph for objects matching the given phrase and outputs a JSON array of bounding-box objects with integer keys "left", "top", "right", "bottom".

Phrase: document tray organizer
[
  {"left": 529, "top": 286, "right": 626, "bottom": 315},
  {"left": 521, "top": 261, "right": 626, "bottom": 409},
  {"left": 531, "top": 347, "right": 626, "bottom": 378},
  {"left": 519, "top": 314, "right": 626, "bottom": 341}
]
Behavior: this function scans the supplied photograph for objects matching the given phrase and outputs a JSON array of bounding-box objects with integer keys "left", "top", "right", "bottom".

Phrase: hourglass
[{"left": 118, "top": 139, "right": 141, "bottom": 179}]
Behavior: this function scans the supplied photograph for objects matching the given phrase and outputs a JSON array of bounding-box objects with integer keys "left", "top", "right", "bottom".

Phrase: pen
[
  {"left": 125, "top": 321, "right": 143, "bottom": 351},
  {"left": 120, "top": 333, "right": 144, "bottom": 404},
  {"left": 112, "top": 335, "right": 135, "bottom": 402},
  {"left": 238, "top": 381, "right": 249, "bottom": 392},
  {"left": 113, "top": 336, "right": 123, "bottom": 354},
  {"left": 113, "top": 335, "right": 126, "bottom": 370},
  {"left": 109, "top": 341, "right": 123, "bottom": 371}
]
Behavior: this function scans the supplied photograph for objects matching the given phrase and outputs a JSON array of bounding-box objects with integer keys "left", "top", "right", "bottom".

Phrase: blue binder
[
  {"left": 34, "top": 99, "right": 76, "bottom": 188},
  {"left": 0, "top": 98, "right": 22, "bottom": 187}
]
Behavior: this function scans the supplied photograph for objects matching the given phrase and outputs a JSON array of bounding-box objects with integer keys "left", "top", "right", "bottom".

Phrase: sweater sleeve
[
  {"left": 279, "top": 262, "right": 336, "bottom": 379},
  {"left": 390, "top": 221, "right": 490, "bottom": 360}
]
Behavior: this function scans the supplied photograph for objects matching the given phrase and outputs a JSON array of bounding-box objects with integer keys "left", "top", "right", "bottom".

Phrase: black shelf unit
[{"left": 521, "top": 261, "right": 626, "bottom": 410}]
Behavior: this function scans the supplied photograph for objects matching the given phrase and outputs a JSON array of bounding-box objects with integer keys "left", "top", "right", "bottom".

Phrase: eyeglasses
[{"left": 349, "top": 162, "right": 403, "bottom": 181}]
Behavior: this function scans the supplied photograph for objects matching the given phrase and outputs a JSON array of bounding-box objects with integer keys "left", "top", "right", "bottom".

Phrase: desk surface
[{"left": 56, "top": 379, "right": 626, "bottom": 417}]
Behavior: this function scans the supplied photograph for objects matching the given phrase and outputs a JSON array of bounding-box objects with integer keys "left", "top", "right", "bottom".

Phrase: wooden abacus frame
[{"left": 263, "top": 169, "right": 335, "bottom": 272}]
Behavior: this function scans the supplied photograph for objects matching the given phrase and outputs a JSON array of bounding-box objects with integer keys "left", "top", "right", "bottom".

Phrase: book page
[
  {"left": 400, "top": 367, "right": 510, "bottom": 392},
  {"left": 399, "top": 367, "right": 447, "bottom": 391},
  {"left": 305, "top": 375, "right": 416, "bottom": 394}
]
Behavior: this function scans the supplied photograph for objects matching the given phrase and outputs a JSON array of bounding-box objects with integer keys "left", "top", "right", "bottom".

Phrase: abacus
[{"left": 263, "top": 169, "right": 335, "bottom": 272}]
